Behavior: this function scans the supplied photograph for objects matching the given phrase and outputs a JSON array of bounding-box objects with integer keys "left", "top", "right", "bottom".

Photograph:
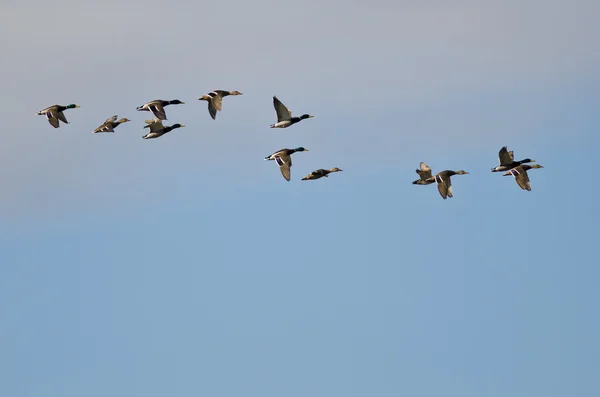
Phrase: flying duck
[
  {"left": 142, "top": 118, "right": 185, "bottom": 139},
  {"left": 136, "top": 99, "right": 185, "bottom": 120},
  {"left": 426, "top": 170, "right": 469, "bottom": 199},
  {"left": 264, "top": 147, "right": 309, "bottom": 181},
  {"left": 198, "top": 90, "right": 242, "bottom": 120},
  {"left": 270, "top": 96, "right": 313, "bottom": 128},
  {"left": 503, "top": 164, "right": 544, "bottom": 191},
  {"left": 491, "top": 146, "right": 534, "bottom": 172},
  {"left": 411, "top": 162, "right": 435, "bottom": 185},
  {"left": 301, "top": 168, "right": 343, "bottom": 181},
  {"left": 93, "top": 115, "right": 131, "bottom": 133},
  {"left": 36, "top": 104, "right": 80, "bottom": 128}
]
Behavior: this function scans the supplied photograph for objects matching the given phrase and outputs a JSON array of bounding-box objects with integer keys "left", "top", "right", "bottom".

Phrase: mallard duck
[
  {"left": 491, "top": 146, "right": 534, "bottom": 172},
  {"left": 93, "top": 115, "right": 131, "bottom": 133},
  {"left": 425, "top": 170, "right": 469, "bottom": 199},
  {"left": 411, "top": 162, "right": 435, "bottom": 185},
  {"left": 270, "top": 96, "right": 313, "bottom": 128},
  {"left": 198, "top": 90, "right": 242, "bottom": 120},
  {"left": 503, "top": 164, "right": 543, "bottom": 191},
  {"left": 264, "top": 147, "right": 309, "bottom": 181},
  {"left": 136, "top": 99, "right": 185, "bottom": 120},
  {"left": 142, "top": 118, "right": 185, "bottom": 139},
  {"left": 301, "top": 168, "right": 343, "bottom": 181},
  {"left": 36, "top": 104, "right": 80, "bottom": 128}
]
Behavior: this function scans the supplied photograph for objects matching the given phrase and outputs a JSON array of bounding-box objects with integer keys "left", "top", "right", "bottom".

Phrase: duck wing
[
  {"left": 510, "top": 166, "right": 531, "bottom": 191},
  {"left": 435, "top": 174, "right": 453, "bottom": 199},
  {"left": 498, "top": 146, "right": 513, "bottom": 165},
  {"left": 416, "top": 162, "right": 432, "bottom": 180},
  {"left": 94, "top": 122, "right": 114, "bottom": 133},
  {"left": 56, "top": 111, "right": 69, "bottom": 124},
  {"left": 149, "top": 102, "right": 167, "bottom": 120},
  {"left": 275, "top": 154, "right": 292, "bottom": 181},
  {"left": 103, "top": 115, "right": 118, "bottom": 124},
  {"left": 144, "top": 119, "right": 165, "bottom": 132},
  {"left": 45, "top": 108, "right": 60, "bottom": 128},
  {"left": 273, "top": 96, "right": 292, "bottom": 122}
]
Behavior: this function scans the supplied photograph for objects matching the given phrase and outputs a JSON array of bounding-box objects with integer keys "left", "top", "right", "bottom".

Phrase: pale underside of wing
[
  {"left": 436, "top": 176, "right": 452, "bottom": 199},
  {"left": 275, "top": 155, "right": 292, "bottom": 181},
  {"left": 417, "top": 162, "right": 432, "bottom": 180},
  {"left": 273, "top": 96, "right": 292, "bottom": 121},
  {"left": 512, "top": 168, "right": 531, "bottom": 190},
  {"left": 211, "top": 94, "right": 223, "bottom": 111},
  {"left": 145, "top": 119, "right": 165, "bottom": 132},
  {"left": 207, "top": 96, "right": 222, "bottom": 120}
]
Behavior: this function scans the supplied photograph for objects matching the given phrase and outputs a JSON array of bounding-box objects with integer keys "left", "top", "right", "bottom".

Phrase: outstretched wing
[
  {"left": 94, "top": 122, "right": 114, "bottom": 133},
  {"left": 416, "top": 162, "right": 432, "bottom": 180},
  {"left": 56, "top": 111, "right": 69, "bottom": 124},
  {"left": 510, "top": 166, "right": 531, "bottom": 191},
  {"left": 275, "top": 155, "right": 292, "bottom": 181},
  {"left": 498, "top": 146, "right": 513, "bottom": 165},
  {"left": 273, "top": 96, "right": 292, "bottom": 121},
  {"left": 104, "top": 115, "right": 118, "bottom": 124},
  {"left": 149, "top": 102, "right": 167, "bottom": 120},
  {"left": 46, "top": 109, "right": 60, "bottom": 128},
  {"left": 144, "top": 119, "right": 165, "bottom": 132},
  {"left": 207, "top": 102, "right": 217, "bottom": 120},
  {"left": 435, "top": 174, "right": 453, "bottom": 199}
]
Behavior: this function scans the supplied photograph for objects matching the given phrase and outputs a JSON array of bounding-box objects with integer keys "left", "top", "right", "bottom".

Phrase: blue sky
[{"left": 1, "top": 1, "right": 599, "bottom": 396}]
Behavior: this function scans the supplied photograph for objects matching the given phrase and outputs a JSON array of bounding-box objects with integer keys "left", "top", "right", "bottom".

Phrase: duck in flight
[
  {"left": 270, "top": 96, "right": 313, "bottom": 128},
  {"left": 264, "top": 147, "right": 309, "bottom": 181},
  {"left": 142, "top": 118, "right": 185, "bottom": 139},
  {"left": 301, "top": 168, "right": 343, "bottom": 181},
  {"left": 198, "top": 90, "right": 242, "bottom": 120},
  {"left": 426, "top": 169, "right": 469, "bottom": 199},
  {"left": 491, "top": 146, "right": 534, "bottom": 172},
  {"left": 503, "top": 164, "right": 543, "bottom": 191},
  {"left": 136, "top": 99, "right": 185, "bottom": 120},
  {"left": 93, "top": 115, "right": 130, "bottom": 133},
  {"left": 411, "top": 162, "right": 435, "bottom": 185},
  {"left": 37, "top": 104, "right": 80, "bottom": 128}
]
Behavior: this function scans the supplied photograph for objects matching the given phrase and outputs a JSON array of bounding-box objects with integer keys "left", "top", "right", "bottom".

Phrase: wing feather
[
  {"left": 498, "top": 147, "right": 513, "bottom": 165},
  {"left": 273, "top": 96, "right": 292, "bottom": 121}
]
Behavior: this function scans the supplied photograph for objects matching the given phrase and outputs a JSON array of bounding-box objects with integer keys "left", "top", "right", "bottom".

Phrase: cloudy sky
[{"left": 1, "top": 1, "right": 599, "bottom": 396}]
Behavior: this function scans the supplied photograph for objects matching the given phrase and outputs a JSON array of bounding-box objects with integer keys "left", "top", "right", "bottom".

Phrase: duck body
[
  {"left": 37, "top": 104, "right": 80, "bottom": 128},
  {"left": 270, "top": 96, "right": 313, "bottom": 128},
  {"left": 198, "top": 90, "right": 242, "bottom": 120},
  {"left": 264, "top": 147, "right": 309, "bottom": 181},
  {"left": 491, "top": 146, "right": 534, "bottom": 172},
  {"left": 136, "top": 99, "right": 185, "bottom": 120},
  {"left": 302, "top": 168, "right": 343, "bottom": 181},
  {"left": 412, "top": 162, "right": 435, "bottom": 185},
  {"left": 93, "top": 115, "right": 131, "bottom": 133},
  {"left": 142, "top": 118, "right": 185, "bottom": 139},
  {"left": 503, "top": 164, "right": 543, "bottom": 191},
  {"left": 425, "top": 170, "right": 469, "bottom": 199}
]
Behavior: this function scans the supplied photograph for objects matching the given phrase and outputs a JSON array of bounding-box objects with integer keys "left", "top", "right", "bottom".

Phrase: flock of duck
[{"left": 35, "top": 91, "right": 544, "bottom": 199}]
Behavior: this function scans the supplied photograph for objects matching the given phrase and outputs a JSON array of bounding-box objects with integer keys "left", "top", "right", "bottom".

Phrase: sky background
[{"left": 1, "top": 1, "right": 599, "bottom": 396}]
